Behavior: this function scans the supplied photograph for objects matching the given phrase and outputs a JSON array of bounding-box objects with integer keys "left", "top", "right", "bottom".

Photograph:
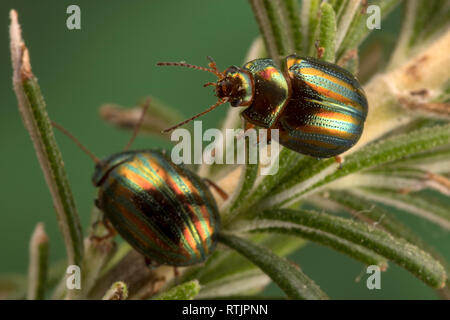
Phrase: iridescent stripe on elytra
[
  {"left": 104, "top": 168, "right": 198, "bottom": 260},
  {"left": 123, "top": 157, "right": 206, "bottom": 259},
  {"left": 103, "top": 187, "right": 191, "bottom": 263},
  {"left": 132, "top": 154, "right": 213, "bottom": 258},
  {"left": 307, "top": 97, "right": 366, "bottom": 120},
  {"left": 140, "top": 155, "right": 213, "bottom": 246},
  {"left": 291, "top": 67, "right": 366, "bottom": 114},
  {"left": 301, "top": 70, "right": 364, "bottom": 107},
  {"left": 103, "top": 162, "right": 201, "bottom": 261},
  {"left": 280, "top": 117, "right": 359, "bottom": 147},
  {"left": 137, "top": 153, "right": 214, "bottom": 253}
]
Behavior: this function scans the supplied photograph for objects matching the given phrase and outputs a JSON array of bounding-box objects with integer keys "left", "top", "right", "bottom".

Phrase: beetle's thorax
[
  {"left": 92, "top": 151, "right": 136, "bottom": 187},
  {"left": 216, "top": 66, "right": 254, "bottom": 107}
]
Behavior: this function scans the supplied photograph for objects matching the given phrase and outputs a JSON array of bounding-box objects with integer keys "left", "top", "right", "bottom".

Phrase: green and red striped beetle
[
  {"left": 158, "top": 54, "right": 368, "bottom": 158},
  {"left": 53, "top": 101, "right": 223, "bottom": 267}
]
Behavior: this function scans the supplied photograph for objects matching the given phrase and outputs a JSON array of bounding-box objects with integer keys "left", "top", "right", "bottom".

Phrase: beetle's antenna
[
  {"left": 123, "top": 98, "right": 151, "bottom": 151},
  {"left": 157, "top": 58, "right": 224, "bottom": 79},
  {"left": 206, "top": 56, "right": 220, "bottom": 75},
  {"left": 162, "top": 98, "right": 228, "bottom": 133},
  {"left": 51, "top": 121, "right": 100, "bottom": 164}
]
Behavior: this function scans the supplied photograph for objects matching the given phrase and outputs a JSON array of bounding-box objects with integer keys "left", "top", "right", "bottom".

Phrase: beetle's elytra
[
  {"left": 93, "top": 149, "right": 221, "bottom": 267},
  {"left": 158, "top": 54, "right": 368, "bottom": 158}
]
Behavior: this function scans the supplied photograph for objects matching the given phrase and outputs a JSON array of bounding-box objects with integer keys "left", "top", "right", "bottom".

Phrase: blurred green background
[{"left": 1, "top": 0, "right": 448, "bottom": 299}]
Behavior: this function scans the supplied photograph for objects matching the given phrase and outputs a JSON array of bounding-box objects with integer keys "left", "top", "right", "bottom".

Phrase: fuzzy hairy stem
[{"left": 9, "top": 10, "right": 83, "bottom": 268}]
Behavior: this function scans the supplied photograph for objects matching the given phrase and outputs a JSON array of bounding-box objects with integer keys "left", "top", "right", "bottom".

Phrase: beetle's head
[
  {"left": 157, "top": 57, "right": 254, "bottom": 133},
  {"left": 216, "top": 66, "right": 254, "bottom": 107}
]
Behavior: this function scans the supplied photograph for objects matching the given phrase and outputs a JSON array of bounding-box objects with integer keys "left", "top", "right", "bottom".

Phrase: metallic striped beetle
[
  {"left": 53, "top": 103, "right": 222, "bottom": 267},
  {"left": 158, "top": 54, "right": 368, "bottom": 158},
  {"left": 93, "top": 149, "right": 221, "bottom": 267}
]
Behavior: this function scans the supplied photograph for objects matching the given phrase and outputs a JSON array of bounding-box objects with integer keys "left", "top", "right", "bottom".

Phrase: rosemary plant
[{"left": 5, "top": 0, "right": 450, "bottom": 300}]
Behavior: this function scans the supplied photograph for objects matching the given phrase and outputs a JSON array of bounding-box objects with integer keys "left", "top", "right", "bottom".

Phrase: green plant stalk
[
  {"left": 279, "top": 0, "right": 302, "bottom": 53},
  {"left": 321, "top": 189, "right": 450, "bottom": 298},
  {"left": 9, "top": 10, "right": 83, "bottom": 267},
  {"left": 248, "top": 0, "right": 287, "bottom": 65},
  {"left": 27, "top": 223, "right": 49, "bottom": 300},
  {"left": 306, "top": 0, "right": 321, "bottom": 56},
  {"left": 318, "top": 2, "right": 336, "bottom": 62},
  {"left": 240, "top": 224, "right": 389, "bottom": 270},
  {"left": 353, "top": 187, "right": 450, "bottom": 230},
  {"left": 248, "top": 209, "right": 447, "bottom": 288},
  {"left": 218, "top": 232, "right": 328, "bottom": 300},
  {"left": 337, "top": 0, "right": 400, "bottom": 60},
  {"left": 221, "top": 141, "right": 259, "bottom": 224}
]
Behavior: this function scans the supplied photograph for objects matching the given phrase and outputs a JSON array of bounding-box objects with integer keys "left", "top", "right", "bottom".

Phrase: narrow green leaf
[
  {"left": 248, "top": 0, "right": 287, "bottom": 65},
  {"left": 323, "top": 190, "right": 439, "bottom": 247},
  {"left": 185, "top": 234, "right": 305, "bottom": 286},
  {"left": 318, "top": 3, "right": 337, "bottom": 62},
  {"left": 337, "top": 0, "right": 400, "bottom": 60},
  {"left": 27, "top": 223, "right": 48, "bottom": 300},
  {"left": 318, "top": 190, "right": 450, "bottom": 298},
  {"left": 218, "top": 233, "right": 328, "bottom": 300},
  {"left": 102, "top": 281, "right": 128, "bottom": 300},
  {"left": 421, "top": 2, "right": 450, "bottom": 42},
  {"left": 387, "top": 1, "right": 449, "bottom": 69},
  {"left": 279, "top": 0, "right": 303, "bottom": 53},
  {"left": 382, "top": 146, "right": 450, "bottom": 173},
  {"left": 157, "top": 280, "right": 200, "bottom": 300},
  {"left": 335, "top": 0, "right": 361, "bottom": 51},
  {"left": 306, "top": 0, "right": 321, "bottom": 56},
  {"left": 222, "top": 157, "right": 259, "bottom": 224},
  {"left": 409, "top": 0, "right": 442, "bottom": 47},
  {"left": 354, "top": 187, "right": 450, "bottom": 230},
  {"left": 388, "top": 0, "right": 420, "bottom": 69},
  {"left": 232, "top": 218, "right": 388, "bottom": 270},
  {"left": 248, "top": 209, "right": 446, "bottom": 288},
  {"left": 235, "top": 149, "right": 321, "bottom": 219},
  {"left": 333, "top": 0, "right": 349, "bottom": 21},
  {"left": 9, "top": 10, "right": 83, "bottom": 266}
]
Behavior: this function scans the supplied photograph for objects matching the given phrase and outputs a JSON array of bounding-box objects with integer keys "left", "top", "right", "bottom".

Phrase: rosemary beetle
[
  {"left": 158, "top": 55, "right": 368, "bottom": 158},
  {"left": 52, "top": 100, "right": 223, "bottom": 267}
]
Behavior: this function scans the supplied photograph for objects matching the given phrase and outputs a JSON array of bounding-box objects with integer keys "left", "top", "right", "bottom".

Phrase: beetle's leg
[
  {"left": 315, "top": 40, "right": 325, "bottom": 59},
  {"left": 334, "top": 156, "right": 343, "bottom": 169},
  {"left": 173, "top": 267, "right": 180, "bottom": 278},
  {"left": 399, "top": 172, "right": 450, "bottom": 194},
  {"left": 203, "top": 82, "right": 216, "bottom": 88},
  {"left": 203, "top": 178, "right": 229, "bottom": 200},
  {"left": 90, "top": 216, "right": 116, "bottom": 242},
  {"left": 94, "top": 198, "right": 102, "bottom": 210},
  {"left": 143, "top": 256, "right": 161, "bottom": 269}
]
